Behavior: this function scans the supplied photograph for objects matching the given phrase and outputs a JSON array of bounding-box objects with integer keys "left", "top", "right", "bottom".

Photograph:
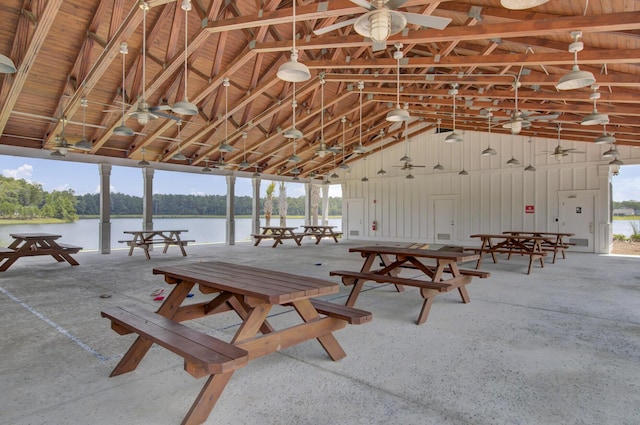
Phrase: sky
[
  {"left": 1, "top": 154, "right": 638, "bottom": 201},
  {"left": 0, "top": 154, "right": 342, "bottom": 198}
]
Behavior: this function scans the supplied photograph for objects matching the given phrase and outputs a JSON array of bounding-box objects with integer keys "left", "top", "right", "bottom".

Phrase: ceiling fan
[
  {"left": 313, "top": 0, "right": 451, "bottom": 50},
  {"left": 542, "top": 124, "right": 584, "bottom": 161},
  {"left": 393, "top": 161, "right": 425, "bottom": 171}
]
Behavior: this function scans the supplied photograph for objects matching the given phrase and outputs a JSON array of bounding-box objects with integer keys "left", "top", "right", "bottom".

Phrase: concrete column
[
  {"left": 142, "top": 167, "right": 154, "bottom": 231},
  {"left": 597, "top": 164, "right": 612, "bottom": 254},
  {"left": 98, "top": 163, "right": 112, "bottom": 254},
  {"left": 321, "top": 184, "right": 330, "bottom": 225},
  {"left": 304, "top": 182, "right": 311, "bottom": 225},
  {"left": 226, "top": 175, "right": 236, "bottom": 245},
  {"left": 251, "top": 176, "right": 261, "bottom": 235}
]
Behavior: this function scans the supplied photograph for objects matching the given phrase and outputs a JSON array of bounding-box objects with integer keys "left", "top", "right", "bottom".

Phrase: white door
[
  {"left": 433, "top": 198, "right": 455, "bottom": 245},
  {"left": 346, "top": 198, "right": 364, "bottom": 239},
  {"left": 560, "top": 193, "right": 595, "bottom": 252}
]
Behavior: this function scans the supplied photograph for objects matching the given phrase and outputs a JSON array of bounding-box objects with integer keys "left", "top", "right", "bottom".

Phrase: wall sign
[{"left": 525, "top": 205, "right": 534, "bottom": 214}]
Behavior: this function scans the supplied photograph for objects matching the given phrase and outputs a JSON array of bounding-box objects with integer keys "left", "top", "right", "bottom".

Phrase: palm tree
[{"left": 264, "top": 182, "right": 276, "bottom": 226}]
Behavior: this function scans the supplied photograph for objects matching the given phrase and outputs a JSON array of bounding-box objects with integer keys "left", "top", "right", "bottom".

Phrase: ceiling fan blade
[
  {"left": 153, "top": 111, "right": 181, "bottom": 122},
  {"left": 149, "top": 104, "right": 173, "bottom": 112},
  {"left": 528, "top": 114, "right": 560, "bottom": 121},
  {"left": 402, "top": 13, "right": 452, "bottom": 30},
  {"left": 349, "top": 0, "right": 373, "bottom": 9},
  {"left": 313, "top": 18, "right": 358, "bottom": 35},
  {"left": 386, "top": 0, "right": 411, "bottom": 10}
]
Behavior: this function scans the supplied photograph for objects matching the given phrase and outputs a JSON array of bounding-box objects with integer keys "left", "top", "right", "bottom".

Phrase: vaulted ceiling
[{"left": 0, "top": 0, "right": 638, "bottom": 180}]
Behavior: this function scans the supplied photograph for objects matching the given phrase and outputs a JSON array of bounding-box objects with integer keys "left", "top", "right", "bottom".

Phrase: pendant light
[
  {"left": 506, "top": 130, "right": 520, "bottom": 166},
  {"left": 602, "top": 144, "right": 620, "bottom": 158},
  {"left": 218, "top": 78, "right": 234, "bottom": 152},
  {"left": 114, "top": 42, "right": 135, "bottom": 136},
  {"left": 400, "top": 120, "right": 411, "bottom": 162},
  {"left": 0, "top": 53, "right": 17, "bottom": 73},
  {"left": 353, "top": 81, "right": 368, "bottom": 154},
  {"left": 239, "top": 132, "right": 251, "bottom": 168},
  {"left": 138, "top": 147, "right": 150, "bottom": 166},
  {"left": 74, "top": 97, "right": 93, "bottom": 151},
  {"left": 594, "top": 123, "right": 615, "bottom": 144},
  {"left": 524, "top": 137, "right": 536, "bottom": 171},
  {"left": 458, "top": 138, "right": 468, "bottom": 175},
  {"left": 339, "top": 116, "right": 349, "bottom": 170},
  {"left": 171, "top": 0, "right": 198, "bottom": 115},
  {"left": 481, "top": 109, "right": 497, "bottom": 156},
  {"left": 445, "top": 84, "right": 463, "bottom": 143},
  {"left": 386, "top": 43, "right": 410, "bottom": 122},
  {"left": 556, "top": 31, "right": 596, "bottom": 90},
  {"left": 172, "top": 120, "right": 186, "bottom": 160},
  {"left": 316, "top": 74, "right": 330, "bottom": 157},
  {"left": 131, "top": 1, "right": 157, "bottom": 126},
  {"left": 330, "top": 152, "right": 339, "bottom": 179},
  {"left": 581, "top": 84, "right": 609, "bottom": 126},
  {"left": 284, "top": 82, "right": 303, "bottom": 140},
  {"left": 501, "top": 0, "right": 549, "bottom": 9},
  {"left": 277, "top": 0, "right": 310, "bottom": 82},
  {"left": 433, "top": 118, "right": 444, "bottom": 171},
  {"left": 52, "top": 114, "right": 70, "bottom": 157},
  {"left": 201, "top": 157, "right": 212, "bottom": 172},
  {"left": 361, "top": 156, "right": 369, "bottom": 182},
  {"left": 376, "top": 144, "right": 386, "bottom": 176}
]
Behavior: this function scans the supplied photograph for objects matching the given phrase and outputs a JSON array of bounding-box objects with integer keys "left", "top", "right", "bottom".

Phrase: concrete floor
[{"left": 1, "top": 239, "right": 639, "bottom": 425}]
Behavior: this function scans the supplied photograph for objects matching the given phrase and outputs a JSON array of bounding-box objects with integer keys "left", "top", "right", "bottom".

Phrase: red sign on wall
[{"left": 525, "top": 205, "right": 535, "bottom": 214}]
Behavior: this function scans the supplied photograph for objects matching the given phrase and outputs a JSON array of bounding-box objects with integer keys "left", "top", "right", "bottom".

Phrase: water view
[{"left": 0, "top": 217, "right": 343, "bottom": 251}]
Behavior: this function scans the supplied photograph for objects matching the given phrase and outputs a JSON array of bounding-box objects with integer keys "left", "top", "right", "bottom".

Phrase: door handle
[{"left": 589, "top": 222, "right": 594, "bottom": 233}]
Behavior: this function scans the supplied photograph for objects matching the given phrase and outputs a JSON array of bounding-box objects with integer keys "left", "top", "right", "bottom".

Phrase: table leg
[
  {"left": 293, "top": 299, "right": 346, "bottom": 361},
  {"left": 181, "top": 372, "right": 234, "bottom": 425},
  {"left": 227, "top": 295, "right": 275, "bottom": 335},
  {"left": 416, "top": 293, "right": 436, "bottom": 325}
]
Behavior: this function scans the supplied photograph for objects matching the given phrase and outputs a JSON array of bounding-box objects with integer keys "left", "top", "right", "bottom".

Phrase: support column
[
  {"left": 597, "top": 164, "right": 612, "bottom": 254},
  {"left": 321, "top": 184, "right": 330, "bottom": 225},
  {"left": 99, "top": 164, "right": 112, "bottom": 254},
  {"left": 142, "top": 167, "right": 154, "bottom": 231},
  {"left": 304, "top": 182, "right": 311, "bottom": 225},
  {"left": 226, "top": 175, "right": 236, "bottom": 245},
  {"left": 251, "top": 175, "right": 261, "bottom": 235}
]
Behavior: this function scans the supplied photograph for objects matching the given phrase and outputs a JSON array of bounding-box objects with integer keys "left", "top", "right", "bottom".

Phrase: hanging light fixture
[
  {"left": 581, "top": 85, "right": 609, "bottom": 126},
  {"left": 172, "top": 120, "right": 186, "bottom": 160},
  {"left": 277, "top": 0, "right": 310, "bottom": 82},
  {"left": 138, "top": 147, "right": 150, "bottom": 166},
  {"left": 386, "top": 43, "right": 410, "bottom": 122},
  {"left": 339, "top": 116, "right": 349, "bottom": 170},
  {"left": 556, "top": 31, "right": 596, "bottom": 90},
  {"left": 0, "top": 53, "right": 17, "bottom": 73},
  {"left": 482, "top": 109, "right": 497, "bottom": 156},
  {"left": 376, "top": 144, "right": 386, "bottom": 176},
  {"left": 114, "top": 42, "right": 135, "bottom": 136},
  {"left": 239, "top": 132, "right": 251, "bottom": 168},
  {"left": 594, "top": 123, "right": 615, "bottom": 144},
  {"left": 218, "top": 78, "right": 234, "bottom": 152},
  {"left": 74, "top": 97, "right": 93, "bottom": 151},
  {"left": 316, "top": 74, "right": 331, "bottom": 157},
  {"left": 433, "top": 118, "right": 444, "bottom": 171},
  {"left": 458, "top": 136, "right": 468, "bottom": 175},
  {"left": 284, "top": 81, "right": 303, "bottom": 140},
  {"left": 445, "top": 84, "right": 463, "bottom": 143},
  {"left": 602, "top": 144, "right": 620, "bottom": 158},
  {"left": 353, "top": 81, "right": 368, "bottom": 154},
  {"left": 506, "top": 130, "right": 520, "bottom": 165},
  {"left": 500, "top": 0, "right": 549, "bottom": 9},
  {"left": 524, "top": 137, "right": 536, "bottom": 171},
  {"left": 172, "top": 0, "right": 198, "bottom": 115},
  {"left": 400, "top": 120, "right": 411, "bottom": 162},
  {"left": 130, "top": 1, "right": 157, "bottom": 126},
  {"left": 52, "top": 114, "right": 70, "bottom": 157}
]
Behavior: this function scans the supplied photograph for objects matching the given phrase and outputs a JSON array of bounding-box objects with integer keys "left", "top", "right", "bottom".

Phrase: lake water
[
  {"left": 0, "top": 217, "right": 343, "bottom": 251},
  {"left": 613, "top": 219, "right": 638, "bottom": 237}
]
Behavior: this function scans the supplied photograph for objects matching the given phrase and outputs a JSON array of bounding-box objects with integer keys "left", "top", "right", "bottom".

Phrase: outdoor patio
[{"left": 1, "top": 239, "right": 639, "bottom": 425}]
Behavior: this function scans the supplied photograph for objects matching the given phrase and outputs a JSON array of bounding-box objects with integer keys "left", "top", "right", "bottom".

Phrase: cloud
[{"left": 2, "top": 163, "right": 34, "bottom": 180}]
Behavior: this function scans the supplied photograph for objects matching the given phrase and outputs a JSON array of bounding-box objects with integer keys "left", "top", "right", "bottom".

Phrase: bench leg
[
  {"left": 416, "top": 296, "right": 435, "bottom": 325},
  {"left": 345, "top": 281, "right": 365, "bottom": 307},
  {"left": 182, "top": 372, "right": 234, "bottom": 425},
  {"left": 293, "top": 299, "right": 346, "bottom": 361},
  {"left": 110, "top": 336, "right": 154, "bottom": 377},
  {"left": 0, "top": 256, "right": 19, "bottom": 271},
  {"left": 458, "top": 285, "right": 471, "bottom": 304},
  {"left": 142, "top": 246, "right": 151, "bottom": 260}
]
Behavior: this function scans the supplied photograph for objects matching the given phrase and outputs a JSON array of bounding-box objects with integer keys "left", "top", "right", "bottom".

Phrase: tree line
[
  {"left": 0, "top": 175, "right": 341, "bottom": 221},
  {"left": 613, "top": 200, "right": 640, "bottom": 212}
]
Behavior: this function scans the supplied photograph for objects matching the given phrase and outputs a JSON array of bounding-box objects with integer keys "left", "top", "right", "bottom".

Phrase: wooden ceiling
[{"left": 0, "top": 0, "right": 639, "bottom": 180}]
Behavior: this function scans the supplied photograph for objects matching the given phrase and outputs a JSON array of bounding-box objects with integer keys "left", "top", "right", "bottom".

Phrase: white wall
[{"left": 339, "top": 126, "right": 639, "bottom": 253}]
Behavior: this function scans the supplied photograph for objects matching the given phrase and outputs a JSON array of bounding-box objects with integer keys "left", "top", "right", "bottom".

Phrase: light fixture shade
[
  {"left": 433, "top": 163, "right": 444, "bottom": 171},
  {"left": 377, "top": 168, "right": 387, "bottom": 176},
  {"left": 284, "top": 128, "right": 303, "bottom": 139},
  {"left": 386, "top": 108, "right": 410, "bottom": 122},
  {"left": 330, "top": 171, "right": 339, "bottom": 179},
  {"left": 482, "top": 146, "right": 497, "bottom": 156},
  {"left": 339, "top": 162, "right": 350, "bottom": 170},
  {"left": 594, "top": 133, "right": 615, "bottom": 144},
  {"left": 138, "top": 159, "right": 151, "bottom": 167},
  {"left": 500, "top": 0, "right": 549, "bottom": 9},
  {"left": 50, "top": 149, "right": 65, "bottom": 157},
  {"left": 172, "top": 152, "right": 186, "bottom": 161},
  {"left": 74, "top": 138, "right": 92, "bottom": 151},
  {"left": 202, "top": 165, "right": 212, "bottom": 172},
  {"left": 114, "top": 123, "right": 135, "bottom": 136},
  {"left": 172, "top": 98, "right": 198, "bottom": 115},
  {"left": 609, "top": 158, "right": 623, "bottom": 166},
  {"left": 277, "top": 57, "right": 311, "bottom": 82},
  {"left": 353, "top": 9, "right": 406, "bottom": 43},
  {"left": 361, "top": 176, "right": 369, "bottom": 182},
  {"left": 445, "top": 132, "right": 463, "bottom": 143},
  {"left": 458, "top": 169, "right": 469, "bottom": 176},
  {"left": 288, "top": 154, "right": 301, "bottom": 163},
  {"left": 239, "top": 160, "right": 251, "bottom": 168},
  {"left": 400, "top": 155, "right": 411, "bottom": 162},
  {"left": 506, "top": 157, "right": 520, "bottom": 166},
  {"left": 0, "top": 53, "right": 17, "bottom": 73},
  {"left": 556, "top": 65, "right": 596, "bottom": 90},
  {"left": 252, "top": 171, "right": 261, "bottom": 177},
  {"left": 524, "top": 164, "right": 536, "bottom": 172},
  {"left": 218, "top": 142, "right": 234, "bottom": 152},
  {"left": 602, "top": 146, "right": 619, "bottom": 158},
  {"left": 581, "top": 110, "right": 609, "bottom": 126},
  {"left": 353, "top": 143, "right": 368, "bottom": 154}
]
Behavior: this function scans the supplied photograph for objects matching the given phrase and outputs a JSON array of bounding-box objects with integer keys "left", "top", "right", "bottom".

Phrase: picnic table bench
[
  {"left": 299, "top": 225, "right": 343, "bottom": 244},
  {"left": 252, "top": 226, "right": 302, "bottom": 247},
  {"left": 468, "top": 233, "right": 548, "bottom": 274},
  {"left": 118, "top": 229, "right": 193, "bottom": 259},
  {"left": 0, "top": 233, "right": 81, "bottom": 271},
  {"left": 102, "top": 261, "right": 370, "bottom": 425},
  {"left": 502, "top": 231, "right": 575, "bottom": 263}
]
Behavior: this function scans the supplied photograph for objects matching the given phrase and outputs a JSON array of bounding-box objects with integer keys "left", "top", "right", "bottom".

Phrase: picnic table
[
  {"left": 502, "top": 231, "right": 574, "bottom": 263},
  {"left": 300, "top": 225, "right": 343, "bottom": 244},
  {"left": 0, "top": 233, "right": 81, "bottom": 271},
  {"left": 101, "top": 261, "right": 371, "bottom": 425},
  {"left": 468, "top": 233, "right": 548, "bottom": 274},
  {"left": 330, "top": 245, "right": 489, "bottom": 325},
  {"left": 118, "top": 229, "right": 193, "bottom": 259},
  {"left": 251, "top": 226, "right": 302, "bottom": 247}
]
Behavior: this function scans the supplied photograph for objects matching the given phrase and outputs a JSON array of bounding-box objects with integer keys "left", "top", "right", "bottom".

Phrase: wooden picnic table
[
  {"left": 119, "top": 229, "right": 194, "bottom": 259},
  {"left": 300, "top": 225, "right": 343, "bottom": 244},
  {"left": 330, "top": 245, "right": 489, "bottom": 325},
  {"left": 101, "top": 261, "right": 371, "bottom": 425},
  {"left": 252, "top": 226, "right": 302, "bottom": 247},
  {"left": 502, "top": 231, "right": 575, "bottom": 263},
  {"left": 469, "top": 233, "right": 548, "bottom": 274},
  {"left": 0, "top": 233, "right": 81, "bottom": 271}
]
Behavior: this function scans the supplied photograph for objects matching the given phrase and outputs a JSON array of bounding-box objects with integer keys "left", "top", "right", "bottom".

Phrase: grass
[
  {"left": 0, "top": 218, "right": 68, "bottom": 225},
  {"left": 613, "top": 215, "right": 640, "bottom": 220}
]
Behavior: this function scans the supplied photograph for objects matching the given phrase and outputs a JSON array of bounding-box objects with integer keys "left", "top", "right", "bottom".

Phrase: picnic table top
[
  {"left": 10, "top": 233, "right": 62, "bottom": 239},
  {"left": 123, "top": 229, "right": 188, "bottom": 234},
  {"left": 349, "top": 245, "right": 479, "bottom": 262}
]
